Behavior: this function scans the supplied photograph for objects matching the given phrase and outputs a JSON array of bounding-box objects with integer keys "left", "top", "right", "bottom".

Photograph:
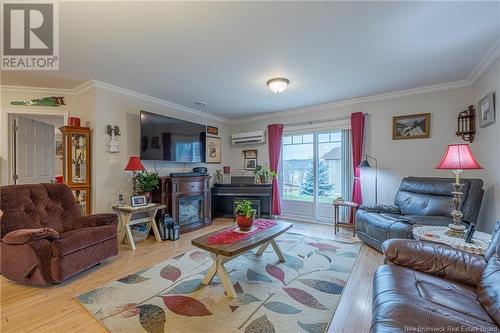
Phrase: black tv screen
[{"left": 140, "top": 111, "right": 206, "bottom": 162}]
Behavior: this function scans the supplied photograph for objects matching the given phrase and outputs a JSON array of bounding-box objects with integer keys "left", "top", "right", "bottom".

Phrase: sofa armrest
[
  {"left": 2, "top": 228, "right": 59, "bottom": 245},
  {"left": 359, "top": 204, "right": 401, "bottom": 214},
  {"left": 382, "top": 239, "right": 486, "bottom": 286},
  {"left": 73, "top": 213, "right": 118, "bottom": 229}
]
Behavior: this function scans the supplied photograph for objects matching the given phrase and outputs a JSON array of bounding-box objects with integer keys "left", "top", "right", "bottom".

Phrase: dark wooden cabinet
[{"left": 153, "top": 175, "right": 211, "bottom": 233}]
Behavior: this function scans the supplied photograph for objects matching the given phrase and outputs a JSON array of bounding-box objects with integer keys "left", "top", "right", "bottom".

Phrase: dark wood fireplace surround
[{"left": 152, "top": 175, "right": 211, "bottom": 233}]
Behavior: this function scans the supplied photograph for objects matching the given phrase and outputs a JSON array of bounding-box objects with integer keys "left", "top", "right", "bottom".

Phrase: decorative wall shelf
[{"left": 456, "top": 105, "right": 475, "bottom": 143}]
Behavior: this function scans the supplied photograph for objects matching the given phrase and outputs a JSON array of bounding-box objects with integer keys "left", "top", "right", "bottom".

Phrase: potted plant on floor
[
  {"left": 135, "top": 170, "right": 160, "bottom": 202},
  {"left": 234, "top": 200, "right": 256, "bottom": 231}
]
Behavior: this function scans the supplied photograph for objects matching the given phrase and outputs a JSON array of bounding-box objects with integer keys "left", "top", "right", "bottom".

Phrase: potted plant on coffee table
[
  {"left": 234, "top": 200, "right": 256, "bottom": 232},
  {"left": 135, "top": 170, "right": 160, "bottom": 202}
]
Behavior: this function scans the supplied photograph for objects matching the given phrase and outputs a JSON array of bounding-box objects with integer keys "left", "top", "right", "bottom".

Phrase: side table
[
  {"left": 332, "top": 201, "right": 358, "bottom": 236},
  {"left": 112, "top": 203, "right": 166, "bottom": 250},
  {"left": 412, "top": 225, "right": 491, "bottom": 256}
]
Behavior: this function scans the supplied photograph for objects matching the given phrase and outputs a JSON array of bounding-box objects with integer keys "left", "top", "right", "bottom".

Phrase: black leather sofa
[{"left": 356, "top": 177, "right": 484, "bottom": 252}]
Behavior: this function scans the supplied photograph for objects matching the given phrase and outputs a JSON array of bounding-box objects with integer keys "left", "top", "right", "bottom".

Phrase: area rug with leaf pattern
[{"left": 77, "top": 232, "right": 361, "bottom": 333}]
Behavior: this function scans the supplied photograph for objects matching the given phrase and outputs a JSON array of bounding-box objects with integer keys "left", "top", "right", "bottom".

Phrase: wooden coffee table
[{"left": 191, "top": 221, "right": 292, "bottom": 298}]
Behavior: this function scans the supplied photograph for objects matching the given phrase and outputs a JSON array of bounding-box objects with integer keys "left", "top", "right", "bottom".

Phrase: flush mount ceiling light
[
  {"left": 267, "top": 78, "right": 290, "bottom": 94},
  {"left": 194, "top": 101, "right": 207, "bottom": 107}
]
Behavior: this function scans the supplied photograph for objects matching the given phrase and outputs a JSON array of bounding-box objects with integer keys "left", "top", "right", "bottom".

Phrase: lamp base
[{"left": 446, "top": 223, "right": 466, "bottom": 238}]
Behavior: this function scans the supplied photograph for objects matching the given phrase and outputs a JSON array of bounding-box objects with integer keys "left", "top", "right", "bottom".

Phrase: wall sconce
[{"left": 106, "top": 125, "right": 120, "bottom": 153}]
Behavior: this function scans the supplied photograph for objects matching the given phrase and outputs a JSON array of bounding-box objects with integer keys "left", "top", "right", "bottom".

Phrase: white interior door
[{"left": 14, "top": 116, "right": 55, "bottom": 184}]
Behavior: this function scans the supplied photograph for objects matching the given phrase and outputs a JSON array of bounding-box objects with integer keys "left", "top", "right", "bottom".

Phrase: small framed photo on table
[{"left": 131, "top": 195, "right": 148, "bottom": 207}]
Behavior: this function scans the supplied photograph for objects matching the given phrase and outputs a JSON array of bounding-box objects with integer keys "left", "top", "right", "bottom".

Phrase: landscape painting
[{"left": 392, "top": 113, "right": 430, "bottom": 140}]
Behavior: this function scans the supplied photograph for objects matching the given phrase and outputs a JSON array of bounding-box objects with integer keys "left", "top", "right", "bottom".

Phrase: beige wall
[
  {"left": 470, "top": 57, "right": 500, "bottom": 232},
  {"left": 92, "top": 86, "right": 230, "bottom": 213},
  {"left": 225, "top": 87, "right": 476, "bottom": 213}
]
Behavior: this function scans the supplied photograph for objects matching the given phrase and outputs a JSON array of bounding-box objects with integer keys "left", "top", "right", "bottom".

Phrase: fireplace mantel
[{"left": 152, "top": 175, "right": 211, "bottom": 233}]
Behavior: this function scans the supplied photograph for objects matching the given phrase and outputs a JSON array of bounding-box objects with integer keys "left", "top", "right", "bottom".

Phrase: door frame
[
  {"left": 1, "top": 108, "right": 68, "bottom": 185},
  {"left": 279, "top": 121, "right": 350, "bottom": 224}
]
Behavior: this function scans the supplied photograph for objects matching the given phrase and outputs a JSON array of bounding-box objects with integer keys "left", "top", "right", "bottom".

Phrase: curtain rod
[{"left": 283, "top": 113, "right": 369, "bottom": 128}]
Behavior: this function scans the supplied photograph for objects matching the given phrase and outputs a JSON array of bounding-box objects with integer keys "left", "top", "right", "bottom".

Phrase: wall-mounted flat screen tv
[{"left": 140, "top": 110, "right": 206, "bottom": 162}]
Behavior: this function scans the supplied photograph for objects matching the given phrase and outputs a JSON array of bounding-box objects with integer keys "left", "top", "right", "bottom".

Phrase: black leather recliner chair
[{"left": 356, "top": 177, "right": 484, "bottom": 252}]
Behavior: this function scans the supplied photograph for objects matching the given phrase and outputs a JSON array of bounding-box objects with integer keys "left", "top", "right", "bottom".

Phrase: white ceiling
[{"left": 2, "top": 1, "right": 500, "bottom": 119}]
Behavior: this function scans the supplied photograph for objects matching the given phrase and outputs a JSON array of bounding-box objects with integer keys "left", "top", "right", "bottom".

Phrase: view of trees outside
[{"left": 282, "top": 132, "right": 342, "bottom": 203}]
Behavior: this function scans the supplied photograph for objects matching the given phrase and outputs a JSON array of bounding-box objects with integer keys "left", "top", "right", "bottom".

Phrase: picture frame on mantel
[
  {"left": 478, "top": 92, "right": 495, "bottom": 128},
  {"left": 205, "top": 136, "right": 221, "bottom": 164},
  {"left": 392, "top": 113, "right": 431, "bottom": 140}
]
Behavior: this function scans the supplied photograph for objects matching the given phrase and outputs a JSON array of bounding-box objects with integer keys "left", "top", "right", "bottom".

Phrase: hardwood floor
[{"left": 0, "top": 218, "right": 383, "bottom": 333}]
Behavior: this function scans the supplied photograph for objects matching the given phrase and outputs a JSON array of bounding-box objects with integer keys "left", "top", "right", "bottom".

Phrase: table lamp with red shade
[
  {"left": 436, "top": 144, "right": 482, "bottom": 237},
  {"left": 124, "top": 156, "right": 145, "bottom": 194}
]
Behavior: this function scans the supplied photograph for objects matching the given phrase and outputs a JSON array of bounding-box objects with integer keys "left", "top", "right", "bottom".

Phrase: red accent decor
[
  {"left": 124, "top": 156, "right": 145, "bottom": 171},
  {"left": 268, "top": 124, "right": 284, "bottom": 215},
  {"left": 350, "top": 113, "right": 365, "bottom": 222},
  {"left": 223, "top": 166, "right": 231, "bottom": 174},
  {"left": 68, "top": 117, "right": 81, "bottom": 127},
  {"left": 54, "top": 175, "right": 64, "bottom": 183},
  {"left": 207, "top": 219, "right": 277, "bottom": 245},
  {"left": 435, "top": 144, "right": 482, "bottom": 170}
]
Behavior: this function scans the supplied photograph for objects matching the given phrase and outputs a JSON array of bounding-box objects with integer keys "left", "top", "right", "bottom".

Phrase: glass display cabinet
[{"left": 60, "top": 126, "right": 92, "bottom": 215}]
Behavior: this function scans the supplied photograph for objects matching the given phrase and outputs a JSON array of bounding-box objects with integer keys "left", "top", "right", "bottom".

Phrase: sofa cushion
[
  {"left": 401, "top": 215, "right": 453, "bottom": 226},
  {"left": 51, "top": 225, "right": 116, "bottom": 257},
  {"left": 372, "top": 265, "right": 498, "bottom": 332},
  {"left": 477, "top": 255, "right": 500, "bottom": 326},
  {"left": 51, "top": 238, "right": 118, "bottom": 282}
]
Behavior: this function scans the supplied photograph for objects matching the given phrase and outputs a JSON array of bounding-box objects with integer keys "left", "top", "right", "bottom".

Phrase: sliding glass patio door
[{"left": 280, "top": 129, "right": 351, "bottom": 223}]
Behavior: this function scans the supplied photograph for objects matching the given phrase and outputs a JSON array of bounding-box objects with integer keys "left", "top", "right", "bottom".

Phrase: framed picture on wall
[
  {"left": 478, "top": 92, "right": 495, "bottom": 128},
  {"left": 392, "top": 113, "right": 430, "bottom": 140},
  {"left": 206, "top": 126, "right": 219, "bottom": 136},
  {"left": 244, "top": 158, "right": 257, "bottom": 170},
  {"left": 55, "top": 134, "right": 63, "bottom": 157},
  {"left": 243, "top": 149, "right": 257, "bottom": 159},
  {"left": 205, "top": 136, "right": 221, "bottom": 163}
]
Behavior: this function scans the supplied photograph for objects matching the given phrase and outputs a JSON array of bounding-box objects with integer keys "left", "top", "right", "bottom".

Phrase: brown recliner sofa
[
  {"left": 0, "top": 184, "right": 118, "bottom": 285},
  {"left": 371, "top": 221, "right": 500, "bottom": 332}
]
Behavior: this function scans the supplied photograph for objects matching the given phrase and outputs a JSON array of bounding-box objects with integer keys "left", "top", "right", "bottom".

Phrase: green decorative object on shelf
[{"left": 10, "top": 96, "right": 65, "bottom": 107}]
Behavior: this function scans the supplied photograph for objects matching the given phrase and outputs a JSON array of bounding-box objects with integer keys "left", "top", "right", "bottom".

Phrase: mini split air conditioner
[{"left": 231, "top": 130, "right": 266, "bottom": 145}]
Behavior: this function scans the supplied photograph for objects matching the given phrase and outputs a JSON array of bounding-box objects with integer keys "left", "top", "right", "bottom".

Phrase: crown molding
[
  {"left": 229, "top": 79, "right": 471, "bottom": 124},
  {"left": 90, "top": 80, "right": 229, "bottom": 123},
  {"left": 468, "top": 37, "right": 500, "bottom": 85},
  {"left": 0, "top": 84, "right": 78, "bottom": 95},
  {"left": 1, "top": 80, "right": 229, "bottom": 123}
]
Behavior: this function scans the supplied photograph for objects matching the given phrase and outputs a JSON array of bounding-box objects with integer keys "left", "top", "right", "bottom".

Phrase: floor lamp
[{"left": 359, "top": 154, "right": 378, "bottom": 204}]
